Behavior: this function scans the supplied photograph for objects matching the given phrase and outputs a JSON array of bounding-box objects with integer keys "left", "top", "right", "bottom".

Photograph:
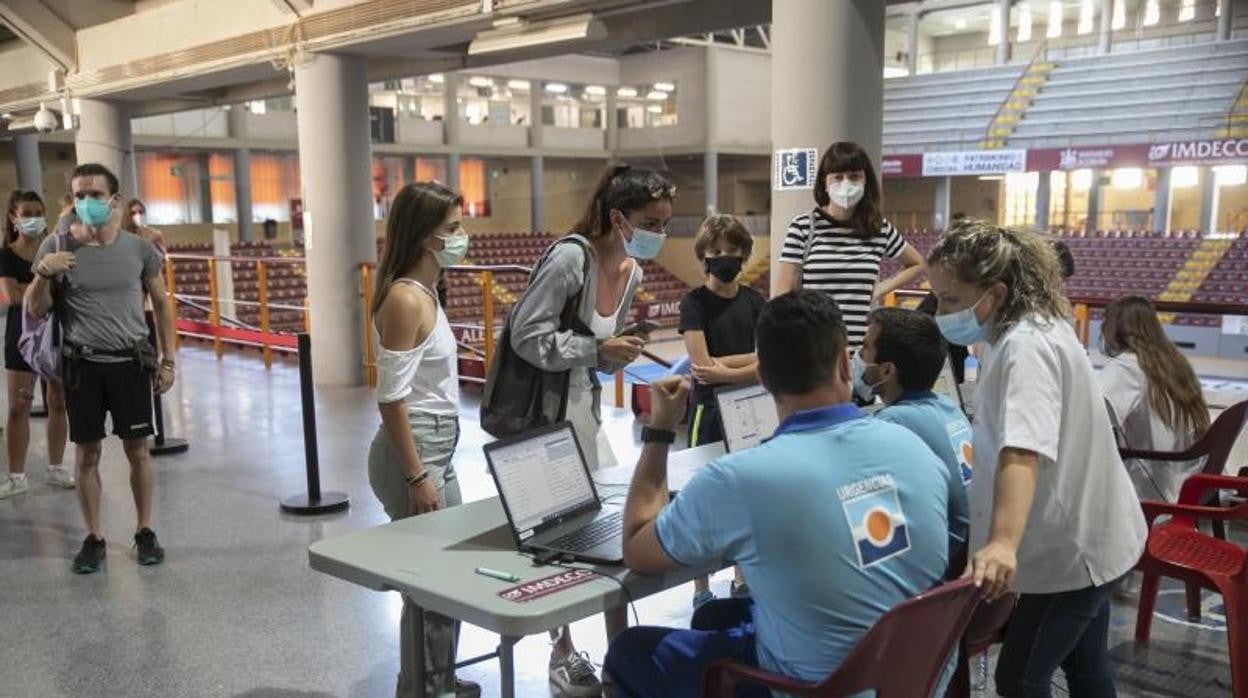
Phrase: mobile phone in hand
[{"left": 619, "top": 320, "right": 659, "bottom": 338}]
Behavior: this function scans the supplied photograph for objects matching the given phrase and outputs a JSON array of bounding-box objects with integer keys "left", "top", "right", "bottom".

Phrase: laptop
[
  {"left": 714, "top": 383, "right": 781, "bottom": 453},
  {"left": 484, "top": 422, "right": 623, "bottom": 565}
]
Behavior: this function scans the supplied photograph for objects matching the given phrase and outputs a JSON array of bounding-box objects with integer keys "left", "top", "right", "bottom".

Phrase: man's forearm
[
  {"left": 24, "top": 275, "right": 53, "bottom": 317},
  {"left": 150, "top": 294, "right": 175, "bottom": 361},
  {"left": 623, "top": 442, "right": 670, "bottom": 541}
]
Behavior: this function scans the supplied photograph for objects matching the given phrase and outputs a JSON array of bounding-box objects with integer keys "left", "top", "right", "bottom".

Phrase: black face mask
[{"left": 705, "top": 256, "right": 743, "bottom": 283}]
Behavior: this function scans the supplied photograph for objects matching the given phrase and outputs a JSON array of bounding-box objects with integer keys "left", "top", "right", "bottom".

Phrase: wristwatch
[{"left": 641, "top": 427, "right": 676, "bottom": 444}]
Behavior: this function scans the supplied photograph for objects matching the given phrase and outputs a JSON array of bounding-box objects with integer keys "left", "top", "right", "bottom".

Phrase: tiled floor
[{"left": 0, "top": 343, "right": 1244, "bottom": 697}]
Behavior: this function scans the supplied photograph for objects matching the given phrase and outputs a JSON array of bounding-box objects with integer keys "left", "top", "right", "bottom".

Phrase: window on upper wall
[
  {"left": 207, "top": 153, "right": 237, "bottom": 224},
  {"left": 250, "top": 152, "right": 301, "bottom": 223},
  {"left": 135, "top": 151, "right": 205, "bottom": 225},
  {"left": 459, "top": 158, "right": 490, "bottom": 218},
  {"left": 616, "top": 81, "right": 677, "bottom": 128}
]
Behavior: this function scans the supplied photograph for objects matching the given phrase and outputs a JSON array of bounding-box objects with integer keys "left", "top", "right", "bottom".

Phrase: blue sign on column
[{"left": 774, "top": 148, "right": 818, "bottom": 191}]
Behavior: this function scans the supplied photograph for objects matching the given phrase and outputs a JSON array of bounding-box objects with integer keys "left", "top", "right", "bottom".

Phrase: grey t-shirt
[{"left": 34, "top": 230, "right": 162, "bottom": 353}]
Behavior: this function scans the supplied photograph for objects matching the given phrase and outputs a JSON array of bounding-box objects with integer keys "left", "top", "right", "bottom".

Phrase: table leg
[
  {"left": 499, "top": 636, "right": 520, "bottom": 698},
  {"left": 399, "top": 597, "right": 428, "bottom": 697}
]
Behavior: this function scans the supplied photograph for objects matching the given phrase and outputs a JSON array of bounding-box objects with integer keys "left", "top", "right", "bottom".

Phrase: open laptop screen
[
  {"left": 487, "top": 424, "right": 596, "bottom": 539},
  {"left": 715, "top": 383, "right": 780, "bottom": 452}
]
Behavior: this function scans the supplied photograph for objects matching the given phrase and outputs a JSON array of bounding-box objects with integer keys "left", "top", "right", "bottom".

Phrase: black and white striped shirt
[{"left": 780, "top": 211, "right": 906, "bottom": 350}]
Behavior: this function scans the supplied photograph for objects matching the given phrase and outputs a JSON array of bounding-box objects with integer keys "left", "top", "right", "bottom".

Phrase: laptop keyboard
[{"left": 548, "top": 511, "right": 623, "bottom": 552}]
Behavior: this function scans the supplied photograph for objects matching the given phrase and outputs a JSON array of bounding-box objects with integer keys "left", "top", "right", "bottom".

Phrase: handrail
[
  {"left": 166, "top": 252, "right": 308, "bottom": 265},
  {"left": 981, "top": 40, "right": 1048, "bottom": 149}
]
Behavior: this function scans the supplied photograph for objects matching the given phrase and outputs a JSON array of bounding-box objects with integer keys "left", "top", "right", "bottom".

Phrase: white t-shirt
[
  {"left": 374, "top": 279, "right": 460, "bottom": 416},
  {"left": 970, "top": 315, "right": 1146, "bottom": 594},
  {"left": 1097, "top": 352, "right": 1204, "bottom": 502}
]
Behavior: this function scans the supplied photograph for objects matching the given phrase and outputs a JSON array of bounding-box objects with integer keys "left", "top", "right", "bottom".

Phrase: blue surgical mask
[
  {"left": 851, "top": 350, "right": 883, "bottom": 402},
  {"left": 433, "top": 233, "right": 469, "bottom": 267},
  {"left": 935, "top": 293, "right": 992, "bottom": 347},
  {"left": 16, "top": 216, "right": 46, "bottom": 237},
  {"left": 74, "top": 196, "right": 112, "bottom": 228},
  {"left": 622, "top": 223, "right": 666, "bottom": 260}
]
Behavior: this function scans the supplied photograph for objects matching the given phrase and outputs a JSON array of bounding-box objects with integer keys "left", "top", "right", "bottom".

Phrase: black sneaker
[
  {"left": 72, "top": 535, "right": 106, "bottom": 574},
  {"left": 134, "top": 528, "right": 165, "bottom": 566}
]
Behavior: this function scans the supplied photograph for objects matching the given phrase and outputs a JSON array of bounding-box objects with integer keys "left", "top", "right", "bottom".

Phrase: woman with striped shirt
[{"left": 775, "top": 142, "right": 925, "bottom": 352}]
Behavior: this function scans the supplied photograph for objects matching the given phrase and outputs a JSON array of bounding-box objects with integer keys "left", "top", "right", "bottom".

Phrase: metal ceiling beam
[{"left": 0, "top": 0, "right": 75, "bottom": 70}]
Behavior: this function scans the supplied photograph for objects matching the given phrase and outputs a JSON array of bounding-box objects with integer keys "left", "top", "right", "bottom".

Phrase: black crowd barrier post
[
  {"left": 147, "top": 312, "right": 188, "bottom": 456},
  {"left": 280, "top": 333, "right": 350, "bottom": 515}
]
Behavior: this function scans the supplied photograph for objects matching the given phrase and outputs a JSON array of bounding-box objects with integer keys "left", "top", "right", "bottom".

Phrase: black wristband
[{"left": 641, "top": 427, "right": 676, "bottom": 444}]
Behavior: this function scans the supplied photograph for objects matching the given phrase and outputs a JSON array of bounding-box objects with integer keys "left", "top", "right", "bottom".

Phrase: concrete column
[
  {"left": 1098, "top": 0, "right": 1113, "bottom": 54},
  {"left": 1153, "top": 167, "right": 1172, "bottom": 233},
  {"left": 446, "top": 153, "right": 461, "bottom": 193},
  {"left": 996, "top": 0, "right": 1011, "bottom": 64},
  {"left": 444, "top": 74, "right": 461, "bottom": 147},
  {"left": 294, "top": 52, "right": 376, "bottom": 386},
  {"left": 605, "top": 93, "right": 620, "bottom": 152},
  {"left": 530, "top": 155, "right": 545, "bottom": 232},
  {"left": 770, "top": 0, "right": 884, "bottom": 294},
  {"left": 1217, "top": 0, "right": 1233, "bottom": 40},
  {"left": 529, "top": 84, "right": 544, "bottom": 147},
  {"left": 1200, "top": 166, "right": 1219, "bottom": 233},
  {"left": 934, "top": 176, "right": 951, "bottom": 229},
  {"left": 907, "top": 10, "right": 921, "bottom": 75},
  {"left": 228, "top": 106, "right": 253, "bottom": 240},
  {"left": 75, "top": 98, "right": 137, "bottom": 197},
  {"left": 704, "top": 150, "right": 719, "bottom": 215},
  {"left": 1086, "top": 169, "right": 1103, "bottom": 233},
  {"left": 14, "top": 133, "right": 42, "bottom": 195},
  {"left": 1035, "top": 170, "right": 1051, "bottom": 230},
  {"left": 196, "top": 151, "right": 213, "bottom": 225},
  {"left": 406, "top": 155, "right": 417, "bottom": 185}
]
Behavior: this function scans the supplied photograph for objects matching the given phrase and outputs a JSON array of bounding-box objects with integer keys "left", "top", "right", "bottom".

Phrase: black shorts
[
  {"left": 4, "top": 311, "right": 31, "bottom": 373},
  {"left": 64, "top": 358, "right": 153, "bottom": 444}
]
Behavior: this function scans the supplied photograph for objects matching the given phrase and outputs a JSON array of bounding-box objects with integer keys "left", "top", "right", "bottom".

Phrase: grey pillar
[
  {"left": 529, "top": 84, "right": 544, "bottom": 147},
  {"left": 1200, "top": 166, "right": 1219, "bottom": 233},
  {"left": 907, "top": 11, "right": 921, "bottom": 75},
  {"left": 14, "top": 133, "right": 42, "bottom": 195},
  {"left": 1153, "top": 167, "right": 1172, "bottom": 233},
  {"left": 1218, "top": 0, "right": 1233, "bottom": 40},
  {"left": 934, "top": 176, "right": 951, "bottom": 230},
  {"left": 1086, "top": 169, "right": 1103, "bottom": 233},
  {"left": 1098, "top": 0, "right": 1113, "bottom": 54},
  {"left": 228, "top": 106, "right": 253, "bottom": 240},
  {"left": 605, "top": 93, "right": 620, "bottom": 152},
  {"left": 446, "top": 153, "right": 461, "bottom": 193},
  {"left": 196, "top": 151, "right": 213, "bottom": 225},
  {"left": 75, "top": 98, "right": 137, "bottom": 198},
  {"left": 996, "top": 0, "right": 1011, "bottom": 64},
  {"left": 770, "top": 0, "right": 884, "bottom": 294},
  {"left": 1035, "top": 170, "right": 1051, "bottom": 230},
  {"left": 406, "top": 155, "right": 417, "bottom": 185},
  {"left": 531, "top": 155, "right": 545, "bottom": 232},
  {"left": 294, "top": 52, "right": 376, "bottom": 386},
  {"left": 704, "top": 150, "right": 719, "bottom": 215}
]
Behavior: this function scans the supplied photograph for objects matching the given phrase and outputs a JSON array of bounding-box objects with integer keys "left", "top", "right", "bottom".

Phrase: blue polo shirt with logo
[
  {"left": 655, "top": 403, "right": 952, "bottom": 683},
  {"left": 875, "top": 390, "right": 973, "bottom": 560}
]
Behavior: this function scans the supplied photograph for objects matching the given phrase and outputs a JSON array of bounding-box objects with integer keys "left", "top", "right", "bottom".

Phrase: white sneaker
[
  {"left": 549, "top": 651, "right": 602, "bottom": 697},
  {"left": 0, "top": 475, "right": 29, "bottom": 500},
  {"left": 46, "top": 465, "right": 76, "bottom": 489}
]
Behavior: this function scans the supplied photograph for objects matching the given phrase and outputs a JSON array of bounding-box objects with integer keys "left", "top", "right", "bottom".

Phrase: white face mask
[{"left": 828, "top": 179, "right": 865, "bottom": 209}]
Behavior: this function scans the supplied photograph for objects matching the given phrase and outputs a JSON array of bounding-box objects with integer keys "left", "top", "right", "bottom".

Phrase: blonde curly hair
[{"left": 927, "top": 220, "right": 1071, "bottom": 343}]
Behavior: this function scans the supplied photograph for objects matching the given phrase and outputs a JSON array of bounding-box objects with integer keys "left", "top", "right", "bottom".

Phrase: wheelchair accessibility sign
[{"left": 774, "top": 148, "right": 818, "bottom": 191}]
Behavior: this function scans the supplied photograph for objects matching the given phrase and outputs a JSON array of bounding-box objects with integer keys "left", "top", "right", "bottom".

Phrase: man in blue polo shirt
[
  {"left": 856, "top": 307, "right": 972, "bottom": 573},
  {"left": 605, "top": 290, "right": 953, "bottom": 696}
]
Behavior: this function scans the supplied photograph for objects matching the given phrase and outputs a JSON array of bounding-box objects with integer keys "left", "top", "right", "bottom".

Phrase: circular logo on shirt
[{"left": 863, "top": 507, "right": 896, "bottom": 548}]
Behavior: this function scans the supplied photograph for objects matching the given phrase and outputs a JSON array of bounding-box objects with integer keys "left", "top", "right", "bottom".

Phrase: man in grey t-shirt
[{"left": 27, "top": 163, "right": 177, "bottom": 575}]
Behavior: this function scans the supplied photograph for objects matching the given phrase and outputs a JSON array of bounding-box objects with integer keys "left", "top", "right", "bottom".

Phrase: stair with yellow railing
[
  {"left": 980, "top": 49, "right": 1054, "bottom": 150},
  {"left": 1216, "top": 79, "right": 1248, "bottom": 138},
  {"left": 1155, "top": 238, "right": 1233, "bottom": 323}
]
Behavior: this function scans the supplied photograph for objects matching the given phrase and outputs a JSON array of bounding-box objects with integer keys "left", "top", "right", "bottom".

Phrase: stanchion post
[
  {"left": 207, "top": 257, "right": 222, "bottom": 359},
  {"left": 258, "top": 260, "right": 272, "bottom": 369},
  {"left": 884, "top": 292, "right": 897, "bottom": 308},
  {"left": 1074, "top": 303, "right": 1090, "bottom": 347},
  {"left": 280, "top": 333, "right": 349, "bottom": 515},
  {"left": 361, "top": 264, "right": 376, "bottom": 388},
  {"left": 164, "top": 258, "right": 180, "bottom": 351},
  {"left": 614, "top": 370, "right": 625, "bottom": 409},
  {"left": 482, "top": 270, "right": 495, "bottom": 372}
]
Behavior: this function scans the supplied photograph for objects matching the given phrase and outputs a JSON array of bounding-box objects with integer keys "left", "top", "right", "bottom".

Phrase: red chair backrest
[
  {"left": 818, "top": 578, "right": 983, "bottom": 697},
  {"left": 1197, "top": 401, "right": 1248, "bottom": 476}
]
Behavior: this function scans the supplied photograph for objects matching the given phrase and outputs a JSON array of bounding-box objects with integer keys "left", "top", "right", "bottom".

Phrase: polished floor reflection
[{"left": 0, "top": 344, "right": 1243, "bottom": 697}]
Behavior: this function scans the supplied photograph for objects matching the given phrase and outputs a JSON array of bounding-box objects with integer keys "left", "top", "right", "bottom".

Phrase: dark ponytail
[{"left": 570, "top": 165, "right": 676, "bottom": 240}]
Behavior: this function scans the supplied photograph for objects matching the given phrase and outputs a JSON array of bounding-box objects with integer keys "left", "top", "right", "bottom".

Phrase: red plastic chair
[
  {"left": 701, "top": 579, "right": 983, "bottom": 697},
  {"left": 1135, "top": 474, "right": 1248, "bottom": 698},
  {"left": 945, "top": 592, "right": 1017, "bottom": 698}
]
